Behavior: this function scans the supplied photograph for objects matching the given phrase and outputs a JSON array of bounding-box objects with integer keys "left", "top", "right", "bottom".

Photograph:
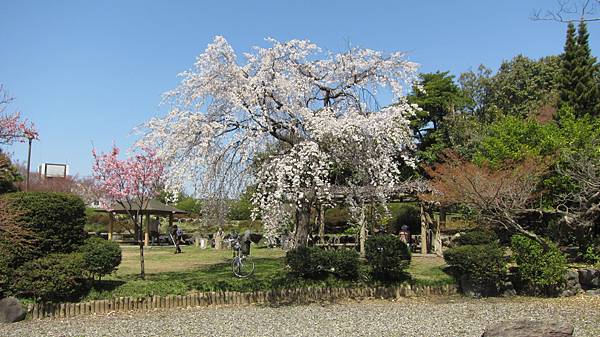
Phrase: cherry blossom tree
[
  {"left": 92, "top": 145, "right": 164, "bottom": 279},
  {"left": 141, "top": 36, "right": 420, "bottom": 247},
  {"left": 0, "top": 84, "right": 37, "bottom": 145}
]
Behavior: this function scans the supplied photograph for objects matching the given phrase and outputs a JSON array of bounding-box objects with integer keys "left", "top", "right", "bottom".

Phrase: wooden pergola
[
  {"left": 321, "top": 179, "right": 444, "bottom": 255},
  {"left": 96, "top": 199, "right": 188, "bottom": 246}
]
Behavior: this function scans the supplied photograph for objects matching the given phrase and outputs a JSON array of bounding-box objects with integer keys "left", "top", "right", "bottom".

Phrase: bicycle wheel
[{"left": 232, "top": 255, "right": 255, "bottom": 278}]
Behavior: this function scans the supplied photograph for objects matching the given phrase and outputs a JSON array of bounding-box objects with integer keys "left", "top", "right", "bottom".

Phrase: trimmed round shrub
[
  {"left": 286, "top": 246, "right": 325, "bottom": 278},
  {"left": 444, "top": 243, "right": 507, "bottom": 292},
  {"left": 285, "top": 246, "right": 359, "bottom": 280},
  {"left": 1, "top": 192, "right": 87, "bottom": 260},
  {"left": 12, "top": 252, "right": 89, "bottom": 302},
  {"left": 365, "top": 234, "right": 411, "bottom": 281},
  {"left": 328, "top": 249, "right": 360, "bottom": 280},
  {"left": 79, "top": 237, "right": 122, "bottom": 280},
  {"left": 511, "top": 235, "right": 567, "bottom": 296},
  {"left": 454, "top": 229, "right": 498, "bottom": 246}
]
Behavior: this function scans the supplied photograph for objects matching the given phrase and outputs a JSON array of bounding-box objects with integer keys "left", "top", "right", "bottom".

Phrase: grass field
[{"left": 84, "top": 245, "right": 454, "bottom": 301}]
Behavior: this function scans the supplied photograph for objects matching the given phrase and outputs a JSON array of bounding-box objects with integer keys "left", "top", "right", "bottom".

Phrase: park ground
[
  {"left": 3, "top": 295, "right": 600, "bottom": 337},
  {"left": 82, "top": 245, "right": 454, "bottom": 301}
]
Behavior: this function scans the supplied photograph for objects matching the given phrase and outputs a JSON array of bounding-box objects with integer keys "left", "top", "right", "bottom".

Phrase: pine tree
[
  {"left": 559, "top": 22, "right": 577, "bottom": 110},
  {"left": 560, "top": 20, "right": 600, "bottom": 117},
  {"left": 573, "top": 20, "right": 600, "bottom": 116}
]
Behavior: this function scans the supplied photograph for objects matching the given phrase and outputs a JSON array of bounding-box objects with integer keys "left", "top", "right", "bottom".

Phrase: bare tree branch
[{"left": 532, "top": 0, "right": 600, "bottom": 23}]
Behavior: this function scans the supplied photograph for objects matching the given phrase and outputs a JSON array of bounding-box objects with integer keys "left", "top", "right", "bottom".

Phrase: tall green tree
[
  {"left": 407, "top": 72, "right": 467, "bottom": 153},
  {"left": 485, "top": 55, "right": 561, "bottom": 120},
  {"left": 560, "top": 20, "right": 600, "bottom": 117},
  {"left": 460, "top": 56, "right": 560, "bottom": 123},
  {"left": 559, "top": 22, "right": 578, "bottom": 109}
]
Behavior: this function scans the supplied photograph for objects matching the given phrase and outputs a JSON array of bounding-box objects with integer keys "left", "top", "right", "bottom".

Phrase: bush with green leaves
[
  {"left": 78, "top": 237, "right": 122, "bottom": 280},
  {"left": 12, "top": 253, "right": 89, "bottom": 302},
  {"left": 285, "top": 246, "right": 359, "bottom": 280},
  {"left": 1, "top": 192, "right": 87, "bottom": 260},
  {"left": 511, "top": 235, "right": 567, "bottom": 296},
  {"left": 327, "top": 249, "right": 360, "bottom": 280},
  {"left": 454, "top": 229, "right": 498, "bottom": 246},
  {"left": 0, "top": 257, "right": 11, "bottom": 298},
  {"left": 365, "top": 234, "right": 411, "bottom": 281},
  {"left": 444, "top": 243, "right": 507, "bottom": 292}
]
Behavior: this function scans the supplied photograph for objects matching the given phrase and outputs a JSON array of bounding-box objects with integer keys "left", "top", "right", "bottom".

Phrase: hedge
[
  {"left": 285, "top": 246, "right": 360, "bottom": 280},
  {"left": 79, "top": 237, "right": 122, "bottom": 280},
  {"left": 1, "top": 192, "right": 87, "bottom": 260},
  {"left": 511, "top": 235, "right": 567, "bottom": 296},
  {"left": 365, "top": 234, "right": 411, "bottom": 281}
]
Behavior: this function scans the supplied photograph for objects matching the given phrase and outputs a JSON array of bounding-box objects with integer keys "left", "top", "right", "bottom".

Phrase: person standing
[{"left": 172, "top": 224, "right": 183, "bottom": 254}]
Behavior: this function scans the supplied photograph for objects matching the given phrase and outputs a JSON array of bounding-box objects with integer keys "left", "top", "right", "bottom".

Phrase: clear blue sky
[{"left": 1, "top": 0, "right": 598, "bottom": 176}]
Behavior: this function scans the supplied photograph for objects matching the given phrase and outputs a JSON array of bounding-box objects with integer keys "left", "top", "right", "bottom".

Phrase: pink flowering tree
[
  {"left": 0, "top": 84, "right": 38, "bottom": 146},
  {"left": 92, "top": 145, "right": 164, "bottom": 279}
]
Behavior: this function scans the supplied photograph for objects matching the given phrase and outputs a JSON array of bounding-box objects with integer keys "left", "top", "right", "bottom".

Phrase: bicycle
[{"left": 229, "top": 236, "right": 255, "bottom": 278}]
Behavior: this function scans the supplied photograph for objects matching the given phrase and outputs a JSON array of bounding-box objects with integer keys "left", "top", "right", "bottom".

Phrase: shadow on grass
[
  {"left": 83, "top": 256, "right": 456, "bottom": 300},
  {"left": 90, "top": 279, "right": 127, "bottom": 292}
]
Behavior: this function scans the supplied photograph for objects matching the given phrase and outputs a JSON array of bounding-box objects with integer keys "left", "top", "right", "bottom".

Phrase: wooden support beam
[
  {"left": 420, "top": 203, "right": 428, "bottom": 254},
  {"left": 318, "top": 205, "right": 325, "bottom": 244},
  {"left": 144, "top": 214, "right": 150, "bottom": 247},
  {"left": 432, "top": 211, "right": 443, "bottom": 256},
  {"left": 108, "top": 213, "right": 114, "bottom": 241}
]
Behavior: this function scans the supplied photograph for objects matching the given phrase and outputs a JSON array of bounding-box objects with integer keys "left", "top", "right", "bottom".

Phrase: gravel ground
[{"left": 2, "top": 295, "right": 600, "bottom": 337}]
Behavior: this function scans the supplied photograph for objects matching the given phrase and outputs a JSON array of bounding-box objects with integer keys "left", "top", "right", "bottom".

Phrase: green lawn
[{"left": 85, "top": 245, "right": 454, "bottom": 301}]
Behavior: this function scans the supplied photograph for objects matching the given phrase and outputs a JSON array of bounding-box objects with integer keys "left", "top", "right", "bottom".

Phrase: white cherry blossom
[{"left": 140, "top": 36, "right": 420, "bottom": 247}]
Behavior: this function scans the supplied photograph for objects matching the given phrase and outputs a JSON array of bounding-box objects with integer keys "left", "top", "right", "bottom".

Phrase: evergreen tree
[
  {"left": 559, "top": 20, "right": 600, "bottom": 117},
  {"left": 573, "top": 20, "right": 600, "bottom": 116},
  {"left": 407, "top": 71, "right": 467, "bottom": 150},
  {"left": 559, "top": 22, "right": 578, "bottom": 110}
]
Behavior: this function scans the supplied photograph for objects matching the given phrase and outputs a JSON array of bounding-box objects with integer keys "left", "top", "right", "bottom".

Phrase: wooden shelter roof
[{"left": 96, "top": 199, "right": 188, "bottom": 216}]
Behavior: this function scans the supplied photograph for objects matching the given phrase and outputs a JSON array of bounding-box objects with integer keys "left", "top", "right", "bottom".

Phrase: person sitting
[{"left": 399, "top": 225, "right": 411, "bottom": 247}]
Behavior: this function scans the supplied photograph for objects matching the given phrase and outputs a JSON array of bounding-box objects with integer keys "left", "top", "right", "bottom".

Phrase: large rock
[
  {"left": 578, "top": 268, "right": 600, "bottom": 289},
  {"left": 561, "top": 270, "right": 582, "bottom": 297},
  {"left": 586, "top": 288, "right": 600, "bottom": 295},
  {"left": 459, "top": 275, "right": 499, "bottom": 297},
  {"left": 0, "top": 297, "right": 26, "bottom": 323},
  {"left": 482, "top": 320, "right": 574, "bottom": 337}
]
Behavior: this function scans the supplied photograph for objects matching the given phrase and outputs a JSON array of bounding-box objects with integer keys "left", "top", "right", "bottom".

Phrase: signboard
[{"left": 39, "top": 163, "right": 69, "bottom": 178}]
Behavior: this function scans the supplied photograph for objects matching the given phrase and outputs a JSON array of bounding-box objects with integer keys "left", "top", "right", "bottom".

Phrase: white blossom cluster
[
  {"left": 252, "top": 141, "right": 331, "bottom": 237},
  {"left": 309, "top": 104, "right": 417, "bottom": 229},
  {"left": 140, "top": 36, "right": 420, "bottom": 239}
]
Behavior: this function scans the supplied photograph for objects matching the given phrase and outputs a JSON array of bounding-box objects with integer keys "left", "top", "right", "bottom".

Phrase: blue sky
[{"left": 1, "top": 0, "right": 598, "bottom": 176}]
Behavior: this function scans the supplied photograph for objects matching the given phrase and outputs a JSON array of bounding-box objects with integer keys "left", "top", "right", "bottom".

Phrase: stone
[
  {"left": 0, "top": 297, "right": 26, "bottom": 323},
  {"left": 560, "top": 270, "right": 582, "bottom": 297},
  {"left": 459, "top": 275, "right": 499, "bottom": 297},
  {"left": 585, "top": 289, "right": 600, "bottom": 295},
  {"left": 578, "top": 268, "right": 600, "bottom": 288},
  {"left": 482, "top": 320, "right": 574, "bottom": 337},
  {"left": 500, "top": 281, "right": 516, "bottom": 297}
]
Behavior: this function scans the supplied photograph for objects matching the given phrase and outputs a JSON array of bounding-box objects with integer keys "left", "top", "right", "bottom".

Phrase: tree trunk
[
  {"left": 137, "top": 215, "right": 145, "bottom": 280},
  {"left": 420, "top": 203, "right": 428, "bottom": 254},
  {"left": 318, "top": 205, "right": 325, "bottom": 244},
  {"left": 439, "top": 207, "right": 447, "bottom": 230},
  {"left": 359, "top": 221, "right": 367, "bottom": 258},
  {"left": 292, "top": 203, "right": 311, "bottom": 248},
  {"left": 432, "top": 211, "right": 443, "bottom": 256}
]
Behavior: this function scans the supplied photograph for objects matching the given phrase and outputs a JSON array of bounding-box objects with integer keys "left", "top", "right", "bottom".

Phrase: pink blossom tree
[
  {"left": 92, "top": 145, "right": 164, "bottom": 279},
  {"left": 0, "top": 84, "right": 38, "bottom": 145}
]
